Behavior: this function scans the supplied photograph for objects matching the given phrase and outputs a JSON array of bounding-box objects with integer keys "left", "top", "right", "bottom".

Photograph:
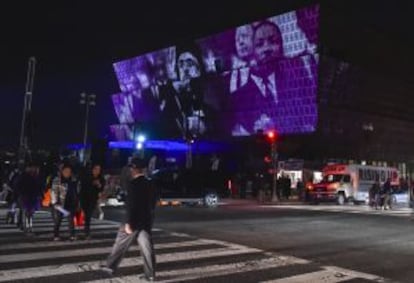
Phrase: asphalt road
[{"left": 104, "top": 203, "right": 414, "bottom": 283}]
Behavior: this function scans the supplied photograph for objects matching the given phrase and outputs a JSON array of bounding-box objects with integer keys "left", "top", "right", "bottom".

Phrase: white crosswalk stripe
[
  {"left": 262, "top": 265, "right": 385, "bottom": 283},
  {"left": 0, "top": 210, "right": 388, "bottom": 283},
  {"left": 262, "top": 270, "right": 351, "bottom": 283},
  {"left": 263, "top": 204, "right": 414, "bottom": 218},
  {"left": 86, "top": 257, "right": 308, "bottom": 283}
]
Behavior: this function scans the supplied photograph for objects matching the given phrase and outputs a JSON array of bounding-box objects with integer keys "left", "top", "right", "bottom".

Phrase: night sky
[{"left": 0, "top": 0, "right": 413, "bottom": 148}]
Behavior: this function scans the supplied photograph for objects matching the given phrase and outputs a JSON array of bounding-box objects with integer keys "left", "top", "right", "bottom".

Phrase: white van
[{"left": 308, "top": 164, "right": 400, "bottom": 205}]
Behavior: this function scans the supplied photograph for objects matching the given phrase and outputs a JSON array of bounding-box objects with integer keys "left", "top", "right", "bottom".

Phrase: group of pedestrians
[
  {"left": 277, "top": 173, "right": 292, "bottom": 200},
  {"left": 5, "top": 162, "right": 42, "bottom": 233},
  {"left": 4, "top": 161, "right": 106, "bottom": 240},
  {"left": 4, "top": 156, "right": 157, "bottom": 281},
  {"left": 50, "top": 163, "right": 105, "bottom": 240},
  {"left": 369, "top": 178, "right": 393, "bottom": 210}
]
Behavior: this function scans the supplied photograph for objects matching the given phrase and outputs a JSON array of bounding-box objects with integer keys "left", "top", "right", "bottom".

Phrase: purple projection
[
  {"left": 109, "top": 124, "right": 133, "bottom": 141},
  {"left": 112, "top": 93, "right": 134, "bottom": 124},
  {"left": 111, "top": 4, "right": 319, "bottom": 140}
]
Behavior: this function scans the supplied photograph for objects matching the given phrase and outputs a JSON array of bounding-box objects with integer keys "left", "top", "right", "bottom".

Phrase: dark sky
[{"left": 0, "top": 0, "right": 413, "bottom": 148}]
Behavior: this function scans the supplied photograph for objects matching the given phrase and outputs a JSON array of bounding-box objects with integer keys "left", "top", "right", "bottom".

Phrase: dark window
[{"left": 343, "top": 175, "right": 351, "bottom": 183}]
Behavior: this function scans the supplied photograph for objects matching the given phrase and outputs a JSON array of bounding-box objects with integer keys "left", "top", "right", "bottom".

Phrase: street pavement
[
  {"left": 146, "top": 202, "right": 414, "bottom": 283},
  {"left": 0, "top": 206, "right": 395, "bottom": 283},
  {"left": 262, "top": 204, "right": 414, "bottom": 218}
]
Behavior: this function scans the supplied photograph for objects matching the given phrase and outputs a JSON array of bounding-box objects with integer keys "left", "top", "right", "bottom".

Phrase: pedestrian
[
  {"left": 17, "top": 162, "right": 42, "bottom": 234},
  {"left": 296, "top": 178, "right": 304, "bottom": 201},
  {"left": 51, "top": 164, "right": 79, "bottom": 241},
  {"left": 120, "top": 157, "right": 132, "bottom": 193},
  {"left": 281, "top": 173, "right": 291, "bottom": 200},
  {"left": 276, "top": 175, "right": 282, "bottom": 200},
  {"left": 96, "top": 187, "right": 106, "bottom": 220},
  {"left": 381, "top": 178, "right": 392, "bottom": 210},
  {"left": 102, "top": 157, "right": 156, "bottom": 282},
  {"left": 80, "top": 164, "right": 105, "bottom": 239},
  {"left": 369, "top": 180, "right": 381, "bottom": 209},
  {"left": 6, "top": 166, "right": 23, "bottom": 226}
]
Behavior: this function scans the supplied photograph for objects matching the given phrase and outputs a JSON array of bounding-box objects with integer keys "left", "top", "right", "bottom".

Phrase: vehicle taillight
[{"left": 328, "top": 183, "right": 339, "bottom": 190}]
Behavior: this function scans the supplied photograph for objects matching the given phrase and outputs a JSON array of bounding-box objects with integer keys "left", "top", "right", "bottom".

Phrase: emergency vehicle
[{"left": 308, "top": 164, "right": 399, "bottom": 205}]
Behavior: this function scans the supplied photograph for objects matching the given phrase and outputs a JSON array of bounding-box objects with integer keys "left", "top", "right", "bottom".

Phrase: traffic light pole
[{"left": 271, "top": 140, "right": 279, "bottom": 203}]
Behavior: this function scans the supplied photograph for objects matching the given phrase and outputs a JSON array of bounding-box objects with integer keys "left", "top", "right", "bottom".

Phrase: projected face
[
  {"left": 254, "top": 22, "right": 283, "bottom": 64},
  {"left": 235, "top": 25, "right": 254, "bottom": 60},
  {"left": 112, "top": 4, "right": 320, "bottom": 139},
  {"left": 153, "top": 55, "right": 168, "bottom": 82},
  {"left": 177, "top": 52, "right": 201, "bottom": 81}
]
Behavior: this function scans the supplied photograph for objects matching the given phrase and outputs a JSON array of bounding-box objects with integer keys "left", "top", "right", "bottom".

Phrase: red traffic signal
[{"left": 266, "top": 130, "right": 277, "bottom": 142}]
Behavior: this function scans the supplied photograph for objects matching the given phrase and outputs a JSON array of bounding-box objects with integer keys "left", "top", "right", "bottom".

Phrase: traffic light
[{"left": 266, "top": 130, "right": 277, "bottom": 143}]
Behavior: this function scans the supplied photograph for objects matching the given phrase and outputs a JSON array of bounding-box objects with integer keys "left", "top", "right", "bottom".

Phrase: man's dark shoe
[
  {"left": 139, "top": 274, "right": 155, "bottom": 282},
  {"left": 99, "top": 265, "right": 115, "bottom": 277}
]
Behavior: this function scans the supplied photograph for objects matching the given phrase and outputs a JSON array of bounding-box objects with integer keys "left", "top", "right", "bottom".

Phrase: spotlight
[
  {"left": 136, "top": 142, "right": 143, "bottom": 150},
  {"left": 136, "top": 134, "right": 146, "bottom": 143}
]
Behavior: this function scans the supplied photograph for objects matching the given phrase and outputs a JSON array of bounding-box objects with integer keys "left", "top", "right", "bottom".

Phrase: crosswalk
[
  {"left": 0, "top": 209, "right": 391, "bottom": 283},
  {"left": 262, "top": 204, "right": 414, "bottom": 218}
]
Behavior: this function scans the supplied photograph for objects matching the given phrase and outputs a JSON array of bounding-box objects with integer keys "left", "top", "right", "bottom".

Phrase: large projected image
[{"left": 112, "top": 4, "right": 319, "bottom": 140}]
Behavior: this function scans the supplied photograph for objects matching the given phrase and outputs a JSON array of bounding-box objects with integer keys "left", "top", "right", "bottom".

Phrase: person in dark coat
[
  {"left": 369, "top": 180, "right": 381, "bottom": 209},
  {"left": 16, "top": 163, "right": 42, "bottom": 233},
  {"left": 80, "top": 164, "right": 105, "bottom": 239},
  {"left": 282, "top": 174, "right": 292, "bottom": 200},
  {"left": 51, "top": 164, "right": 79, "bottom": 241},
  {"left": 381, "top": 178, "right": 392, "bottom": 210},
  {"left": 103, "top": 157, "right": 156, "bottom": 281}
]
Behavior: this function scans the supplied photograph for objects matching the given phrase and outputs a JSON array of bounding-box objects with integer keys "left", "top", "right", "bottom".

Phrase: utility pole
[
  {"left": 80, "top": 92, "right": 96, "bottom": 164},
  {"left": 271, "top": 140, "right": 279, "bottom": 202},
  {"left": 185, "top": 138, "right": 193, "bottom": 169},
  {"left": 18, "top": 57, "right": 36, "bottom": 165},
  {"left": 267, "top": 130, "right": 279, "bottom": 203}
]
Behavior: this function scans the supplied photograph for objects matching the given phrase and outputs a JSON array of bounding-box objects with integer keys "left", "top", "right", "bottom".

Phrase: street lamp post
[
  {"left": 80, "top": 92, "right": 96, "bottom": 164},
  {"left": 18, "top": 57, "right": 36, "bottom": 164}
]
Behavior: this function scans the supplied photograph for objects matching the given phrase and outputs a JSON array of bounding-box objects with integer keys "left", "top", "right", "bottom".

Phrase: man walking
[
  {"left": 103, "top": 157, "right": 156, "bottom": 281},
  {"left": 51, "top": 164, "right": 78, "bottom": 241}
]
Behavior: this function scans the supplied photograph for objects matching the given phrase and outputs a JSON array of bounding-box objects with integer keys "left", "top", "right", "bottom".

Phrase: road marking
[
  {"left": 85, "top": 257, "right": 307, "bottom": 283},
  {"left": 323, "top": 266, "right": 386, "bottom": 282},
  {"left": 261, "top": 265, "right": 386, "bottom": 283},
  {"left": 261, "top": 270, "right": 352, "bottom": 283},
  {"left": 0, "top": 246, "right": 259, "bottom": 281},
  {"left": 0, "top": 238, "right": 212, "bottom": 252},
  {"left": 0, "top": 210, "right": 389, "bottom": 283},
  {"left": 0, "top": 224, "right": 119, "bottom": 234},
  {"left": 0, "top": 238, "right": 238, "bottom": 262},
  {"left": 0, "top": 238, "right": 115, "bottom": 251}
]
